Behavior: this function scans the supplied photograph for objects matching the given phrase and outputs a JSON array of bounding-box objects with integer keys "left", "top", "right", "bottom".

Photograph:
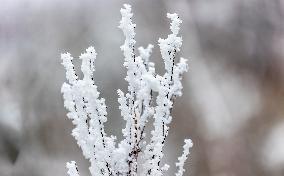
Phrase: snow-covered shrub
[{"left": 61, "top": 4, "right": 192, "bottom": 176}]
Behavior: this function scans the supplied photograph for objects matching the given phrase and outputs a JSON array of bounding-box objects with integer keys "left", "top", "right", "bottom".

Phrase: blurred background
[{"left": 1, "top": 0, "right": 284, "bottom": 175}]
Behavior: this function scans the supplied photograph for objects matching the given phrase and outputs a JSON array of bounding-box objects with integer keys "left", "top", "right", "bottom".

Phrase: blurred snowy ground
[{"left": 0, "top": 0, "right": 284, "bottom": 176}]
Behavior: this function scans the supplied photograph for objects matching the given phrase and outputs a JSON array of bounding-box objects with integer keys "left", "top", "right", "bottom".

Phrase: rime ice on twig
[
  {"left": 66, "top": 161, "right": 80, "bottom": 176},
  {"left": 175, "top": 139, "right": 193, "bottom": 176},
  {"left": 142, "top": 11, "right": 188, "bottom": 176},
  {"left": 61, "top": 4, "right": 192, "bottom": 176},
  {"left": 61, "top": 47, "right": 114, "bottom": 176}
]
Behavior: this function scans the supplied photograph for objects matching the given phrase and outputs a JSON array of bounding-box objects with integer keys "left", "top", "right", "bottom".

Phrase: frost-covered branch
[
  {"left": 142, "top": 12, "right": 189, "bottom": 176},
  {"left": 61, "top": 47, "right": 114, "bottom": 176},
  {"left": 175, "top": 139, "right": 193, "bottom": 176},
  {"left": 61, "top": 4, "right": 192, "bottom": 176}
]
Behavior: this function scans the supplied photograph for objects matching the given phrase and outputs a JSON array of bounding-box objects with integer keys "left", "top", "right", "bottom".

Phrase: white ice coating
[
  {"left": 66, "top": 161, "right": 80, "bottom": 176},
  {"left": 61, "top": 4, "right": 192, "bottom": 176},
  {"left": 175, "top": 139, "right": 193, "bottom": 176}
]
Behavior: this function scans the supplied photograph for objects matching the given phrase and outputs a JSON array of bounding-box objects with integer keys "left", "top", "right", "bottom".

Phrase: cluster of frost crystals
[{"left": 61, "top": 4, "right": 192, "bottom": 176}]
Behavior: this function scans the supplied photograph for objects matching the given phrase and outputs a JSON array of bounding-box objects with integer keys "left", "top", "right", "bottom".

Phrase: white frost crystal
[
  {"left": 66, "top": 161, "right": 80, "bottom": 176},
  {"left": 61, "top": 4, "right": 192, "bottom": 176}
]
